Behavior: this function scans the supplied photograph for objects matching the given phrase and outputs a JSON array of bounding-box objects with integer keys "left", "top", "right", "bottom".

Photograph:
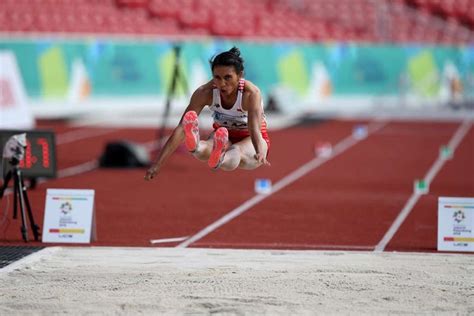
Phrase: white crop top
[{"left": 208, "top": 79, "right": 265, "bottom": 131}]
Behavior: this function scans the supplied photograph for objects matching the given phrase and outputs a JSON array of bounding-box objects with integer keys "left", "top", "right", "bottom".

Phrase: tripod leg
[
  {"left": 176, "top": 61, "right": 189, "bottom": 96},
  {"left": 22, "top": 184, "right": 40, "bottom": 241},
  {"left": 15, "top": 169, "right": 29, "bottom": 242},
  {"left": 13, "top": 172, "right": 18, "bottom": 219},
  {"left": 156, "top": 45, "right": 183, "bottom": 152}
]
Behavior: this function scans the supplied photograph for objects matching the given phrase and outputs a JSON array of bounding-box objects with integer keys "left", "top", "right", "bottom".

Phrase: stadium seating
[
  {"left": 0, "top": 0, "right": 472, "bottom": 43},
  {"left": 404, "top": 0, "right": 473, "bottom": 27}
]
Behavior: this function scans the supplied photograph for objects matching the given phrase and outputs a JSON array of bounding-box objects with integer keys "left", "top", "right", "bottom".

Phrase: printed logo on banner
[
  {"left": 60, "top": 202, "right": 73, "bottom": 215},
  {"left": 453, "top": 210, "right": 465, "bottom": 224},
  {"left": 451, "top": 208, "right": 471, "bottom": 248}
]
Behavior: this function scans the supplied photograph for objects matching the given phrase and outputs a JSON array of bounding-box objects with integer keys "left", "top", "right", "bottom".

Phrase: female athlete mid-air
[{"left": 144, "top": 47, "right": 270, "bottom": 181}]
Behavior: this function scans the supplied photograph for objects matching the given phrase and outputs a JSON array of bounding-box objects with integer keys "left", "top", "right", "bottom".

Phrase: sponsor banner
[{"left": 1, "top": 39, "right": 472, "bottom": 115}]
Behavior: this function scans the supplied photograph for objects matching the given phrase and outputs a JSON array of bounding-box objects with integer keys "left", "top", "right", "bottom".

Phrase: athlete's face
[{"left": 212, "top": 66, "right": 242, "bottom": 97}]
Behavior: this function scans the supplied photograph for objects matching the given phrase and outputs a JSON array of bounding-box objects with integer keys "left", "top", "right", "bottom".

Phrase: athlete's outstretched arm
[
  {"left": 144, "top": 86, "right": 209, "bottom": 180},
  {"left": 247, "top": 87, "right": 270, "bottom": 166}
]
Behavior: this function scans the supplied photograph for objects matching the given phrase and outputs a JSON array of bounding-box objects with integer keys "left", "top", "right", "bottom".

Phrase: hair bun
[
  {"left": 210, "top": 46, "right": 244, "bottom": 73},
  {"left": 229, "top": 47, "right": 241, "bottom": 57}
]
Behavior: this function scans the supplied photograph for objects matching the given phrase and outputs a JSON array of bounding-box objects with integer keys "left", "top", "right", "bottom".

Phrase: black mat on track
[{"left": 0, "top": 246, "right": 44, "bottom": 269}]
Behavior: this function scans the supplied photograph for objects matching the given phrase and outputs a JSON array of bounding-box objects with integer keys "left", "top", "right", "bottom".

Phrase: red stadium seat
[
  {"left": 116, "top": 0, "right": 149, "bottom": 8},
  {"left": 0, "top": 0, "right": 471, "bottom": 43}
]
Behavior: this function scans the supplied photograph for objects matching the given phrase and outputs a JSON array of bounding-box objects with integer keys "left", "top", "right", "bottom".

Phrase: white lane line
[
  {"left": 13, "top": 137, "right": 162, "bottom": 189},
  {"left": 57, "top": 161, "right": 99, "bottom": 179},
  {"left": 47, "top": 138, "right": 159, "bottom": 181},
  {"left": 56, "top": 128, "right": 120, "bottom": 145},
  {"left": 0, "top": 164, "right": 98, "bottom": 197},
  {"left": 27, "top": 137, "right": 164, "bottom": 188},
  {"left": 374, "top": 120, "right": 472, "bottom": 252},
  {"left": 193, "top": 242, "right": 374, "bottom": 251},
  {"left": 176, "top": 121, "right": 388, "bottom": 248},
  {"left": 150, "top": 236, "right": 189, "bottom": 244},
  {"left": 1, "top": 130, "right": 160, "bottom": 196},
  {"left": 143, "top": 136, "right": 169, "bottom": 152},
  {"left": 2, "top": 126, "right": 121, "bottom": 187}
]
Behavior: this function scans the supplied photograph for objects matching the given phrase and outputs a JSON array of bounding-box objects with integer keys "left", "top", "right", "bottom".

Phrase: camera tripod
[
  {"left": 0, "top": 165, "right": 40, "bottom": 242},
  {"left": 156, "top": 45, "right": 189, "bottom": 152}
]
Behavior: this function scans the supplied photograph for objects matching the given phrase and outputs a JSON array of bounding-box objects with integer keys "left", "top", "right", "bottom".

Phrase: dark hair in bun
[{"left": 210, "top": 46, "right": 244, "bottom": 74}]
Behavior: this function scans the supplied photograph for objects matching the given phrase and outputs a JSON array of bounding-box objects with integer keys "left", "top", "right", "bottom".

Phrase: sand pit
[{"left": 0, "top": 247, "right": 473, "bottom": 314}]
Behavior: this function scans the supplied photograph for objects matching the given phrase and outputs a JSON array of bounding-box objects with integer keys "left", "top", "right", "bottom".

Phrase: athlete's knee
[
  {"left": 218, "top": 145, "right": 240, "bottom": 171},
  {"left": 238, "top": 157, "right": 261, "bottom": 170},
  {"left": 192, "top": 151, "right": 208, "bottom": 162},
  {"left": 227, "top": 144, "right": 241, "bottom": 154},
  {"left": 192, "top": 141, "right": 212, "bottom": 161},
  {"left": 239, "top": 148, "right": 267, "bottom": 170}
]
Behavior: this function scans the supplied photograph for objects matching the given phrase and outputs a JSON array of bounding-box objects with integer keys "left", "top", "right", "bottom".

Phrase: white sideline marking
[
  {"left": 0, "top": 131, "right": 159, "bottom": 199},
  {"left": 54, "top": 137, "right": 163, "bottom": 180},
  {"left": 0, "top": 136, "right": 164, "bottom": 195},
  {"left": 56, "top": 128, "right": 119, "bottom": 145},
  {"left": 38, "top": 133, "right": 163, "bottom": 183},
  {"left": 177, "top": 121, "right": 388, "bottom": 248},
  {"left": 374, "top": 120, "right": 472, "bottom": 252},
  {"left": 195, "top": 242, "right": 374, "bottom": 251},
  {"left": 57, "top": 161, "right": 99, "bottom": 179},
  {"left": 150, "top": 236, "right": 189, "bottom": 244}
]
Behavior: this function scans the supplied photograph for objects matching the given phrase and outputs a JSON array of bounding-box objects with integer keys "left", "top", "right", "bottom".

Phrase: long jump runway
[
  {"left": 0, "top": 118, "right": 472, "bottom": 250},
  {"left": 0, "top": 116, "right": 473, "bottom": 313},
  {"left": 187, "top": 120, "right": 473, "bottom": 252}
]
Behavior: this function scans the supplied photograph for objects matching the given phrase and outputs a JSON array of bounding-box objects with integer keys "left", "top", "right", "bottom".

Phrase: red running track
[{"left": 0, "top": 119, "right": 472, "bottom": 253}]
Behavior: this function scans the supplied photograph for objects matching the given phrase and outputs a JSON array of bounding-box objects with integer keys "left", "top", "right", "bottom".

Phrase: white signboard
[
  {"left": 42, "top": 189, "right": 96, "bottom": 243},
  {"left": 438, "top": 197, "right": 473, "bottom": 252}
]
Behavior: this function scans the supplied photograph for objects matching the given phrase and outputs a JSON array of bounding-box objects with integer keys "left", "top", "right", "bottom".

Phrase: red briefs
[{"left": 212, "top": 122, "right": 271, "bottom": 155}]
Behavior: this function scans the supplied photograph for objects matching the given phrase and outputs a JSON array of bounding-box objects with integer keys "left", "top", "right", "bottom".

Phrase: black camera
[{"left": 2, "top": 133, "right": 27, "bottom": 166}]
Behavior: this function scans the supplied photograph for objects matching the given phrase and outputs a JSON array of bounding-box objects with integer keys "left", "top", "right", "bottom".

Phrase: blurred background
[
  {"left": 0, "top": 0, "right": 473, "bottom": 250},
  {"left": 0, "top": 4, "right": 473, "bottom": 313},
  {"left": 1, "top": 0, "right": 474, "bottom": 129}
]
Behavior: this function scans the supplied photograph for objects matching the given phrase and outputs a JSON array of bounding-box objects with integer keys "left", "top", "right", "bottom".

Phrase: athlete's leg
[
  {"left": 208, "top": 127, "right": 229, "bottom": 169},
  {"left": 183, "top": 111, "right": 217, "bottom": 162},
  {"left": 182, "top": 111, "right": 200, "bottom": 152},
  {"left": 219, "top": 136, "right": 268, "bottom": 171}
]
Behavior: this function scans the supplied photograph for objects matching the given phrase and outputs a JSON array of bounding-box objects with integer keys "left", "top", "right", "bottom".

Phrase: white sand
[{"left": 0, "top": 247, "right": 473, "bottom": 315}]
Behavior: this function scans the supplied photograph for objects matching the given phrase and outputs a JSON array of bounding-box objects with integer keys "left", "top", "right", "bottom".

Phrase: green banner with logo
[{"left": 1, "top": 39, "right": 473, "bottom": 101}]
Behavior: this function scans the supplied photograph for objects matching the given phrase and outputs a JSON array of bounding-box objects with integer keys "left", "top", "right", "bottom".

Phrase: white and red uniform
[{"left": 209, "top": 79, "right": 270, "bottom": 151}]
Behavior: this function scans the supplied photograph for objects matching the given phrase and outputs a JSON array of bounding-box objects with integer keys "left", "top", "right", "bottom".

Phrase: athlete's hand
[
  {"left": 144, "top": 165, "right": 159, "bottom": 181},
  {"left": 254, "top": 152, "right": 271, "bottom": 166}
]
